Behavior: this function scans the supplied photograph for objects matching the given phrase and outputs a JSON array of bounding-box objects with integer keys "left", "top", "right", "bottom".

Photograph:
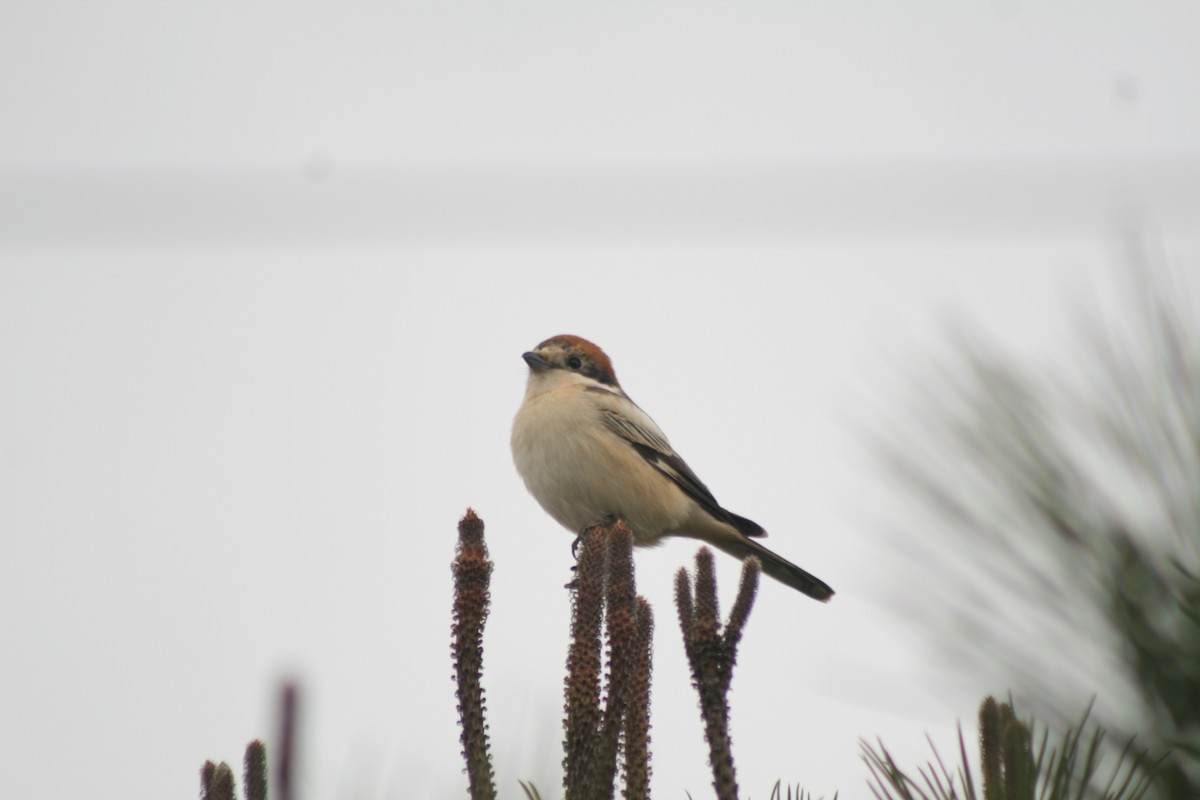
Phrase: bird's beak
[{"left": 522, "top": 351, "right": 554, "bottom": 372}]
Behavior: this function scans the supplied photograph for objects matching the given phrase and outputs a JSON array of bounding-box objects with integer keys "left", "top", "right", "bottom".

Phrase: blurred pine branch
[
  {"left": 882, "top": 254, "right": 1199, "bottom": 798},
  {"left": 862, "top": 696, "right": 1156, "bottom": 800}
]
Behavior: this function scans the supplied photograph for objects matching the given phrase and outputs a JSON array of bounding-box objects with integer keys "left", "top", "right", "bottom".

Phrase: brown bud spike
[
  {"left": 1002, "top": 710, "right": 1032, "bottom": 798},
  {"left": 606, "top": 521, "right": 636, "bottom": 617},
  {"left": 277, "top": 683, "right": 297, "bottom": 800},
  {"left": 979, "top": 696, "right": 1003, "bottom": 800},
  {"left": 451, "top": 509, "right": 496, "bottom": 800},
  {"left": 209, "top": 763, "right": 237, "bottom": 800},
  {"left": 623, "top": 597, "right": 654, "bottom": 800},
  {"left": 675, "top": 568, "right": 694, "bottom": 634},
  {"left": 243, "top": 740, "right": 267, "bottom": 800},
  {"left": 724, "top": 556, "right": 760, "bottom": 650},
  {"left": 694, "top": 548, "right": 719, "bottom": 630},
  {"left": 563, "top": 526, "right": 606, "bottom": 798},
  {"left": 595, "top": 521, "right": 637, "bottom": 794},
  {"left": 200, "top": 761, "right": 217, "bottom": 800},
  {"left": 458, "top": 508, "right": 486, "bottom": 553},
  {"left": 675, "top": 546, "right": 756, "bottom": 800}
]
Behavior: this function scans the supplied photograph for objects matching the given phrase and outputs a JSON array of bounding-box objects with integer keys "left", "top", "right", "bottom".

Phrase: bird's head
[{"left": 522, "top": 335, "right": 620, "bottom": 391}]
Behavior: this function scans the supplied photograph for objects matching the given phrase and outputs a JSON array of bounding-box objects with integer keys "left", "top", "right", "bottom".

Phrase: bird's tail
[{"left": 707, "top": 535, "right": 834, "bottom": 602}]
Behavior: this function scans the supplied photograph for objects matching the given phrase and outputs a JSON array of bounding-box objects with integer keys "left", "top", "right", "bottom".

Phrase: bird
[{"left": 511, "top": 334, "right": 834, "bottom": 602}]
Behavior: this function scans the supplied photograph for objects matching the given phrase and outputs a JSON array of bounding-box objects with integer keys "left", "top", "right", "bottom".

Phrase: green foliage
[
  {"left": 766, "top": 781, "right": 838, "bottom": 800},
  {"left": 862, "top": 696, "right": 1156, "bottom": 800},
  {"left": 883, "top": 262, "right": 1200, "bottom": 797},
  {"left": 520, "top": 779, "right": 547, "bottom": 800}
]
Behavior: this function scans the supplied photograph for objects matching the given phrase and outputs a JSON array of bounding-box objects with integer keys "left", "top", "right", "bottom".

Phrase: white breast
[{"left": 511, "top": 384, "right": 690, "bottom": 543}]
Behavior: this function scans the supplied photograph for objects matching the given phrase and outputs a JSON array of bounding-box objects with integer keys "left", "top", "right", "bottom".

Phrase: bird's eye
[{"left": 568, "top": 356, "right": 582, "bottom": 369}]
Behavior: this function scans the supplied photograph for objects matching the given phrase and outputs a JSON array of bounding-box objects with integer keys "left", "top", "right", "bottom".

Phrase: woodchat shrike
[{"left": 511, "top": 334, "right": 833, "bottom": 602}]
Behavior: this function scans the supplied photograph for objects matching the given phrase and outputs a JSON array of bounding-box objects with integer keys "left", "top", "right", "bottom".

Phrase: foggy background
[{"left": 3, "top": 3, "right": 1199, "bottom": 799}]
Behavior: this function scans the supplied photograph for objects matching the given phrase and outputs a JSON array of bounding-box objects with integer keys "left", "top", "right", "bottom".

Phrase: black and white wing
[{"left": 596, "top": 393, "right": 766, "bottom": 539}]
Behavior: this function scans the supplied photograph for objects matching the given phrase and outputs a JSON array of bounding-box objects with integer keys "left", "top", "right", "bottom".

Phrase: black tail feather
[
  {"left": 726, "top": 511, "right": 768, "bottom": 538},
  {"left": 709, "top": 535, "right": 834, "bottom": 602}
]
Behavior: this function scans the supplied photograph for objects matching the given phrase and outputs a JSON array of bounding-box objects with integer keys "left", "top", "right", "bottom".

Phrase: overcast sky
[{"left": 2, "top": 3, "right": 1199, "bottom": 800}]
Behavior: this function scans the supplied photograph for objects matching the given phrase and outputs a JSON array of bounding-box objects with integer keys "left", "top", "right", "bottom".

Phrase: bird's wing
[{"left": 594, "top": 391, "right": 765, "bottom": 537}]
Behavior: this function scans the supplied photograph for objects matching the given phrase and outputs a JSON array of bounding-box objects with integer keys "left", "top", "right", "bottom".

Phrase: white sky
[{"left": 2, "top": 3, "right": 1199, "bottom": 800}]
